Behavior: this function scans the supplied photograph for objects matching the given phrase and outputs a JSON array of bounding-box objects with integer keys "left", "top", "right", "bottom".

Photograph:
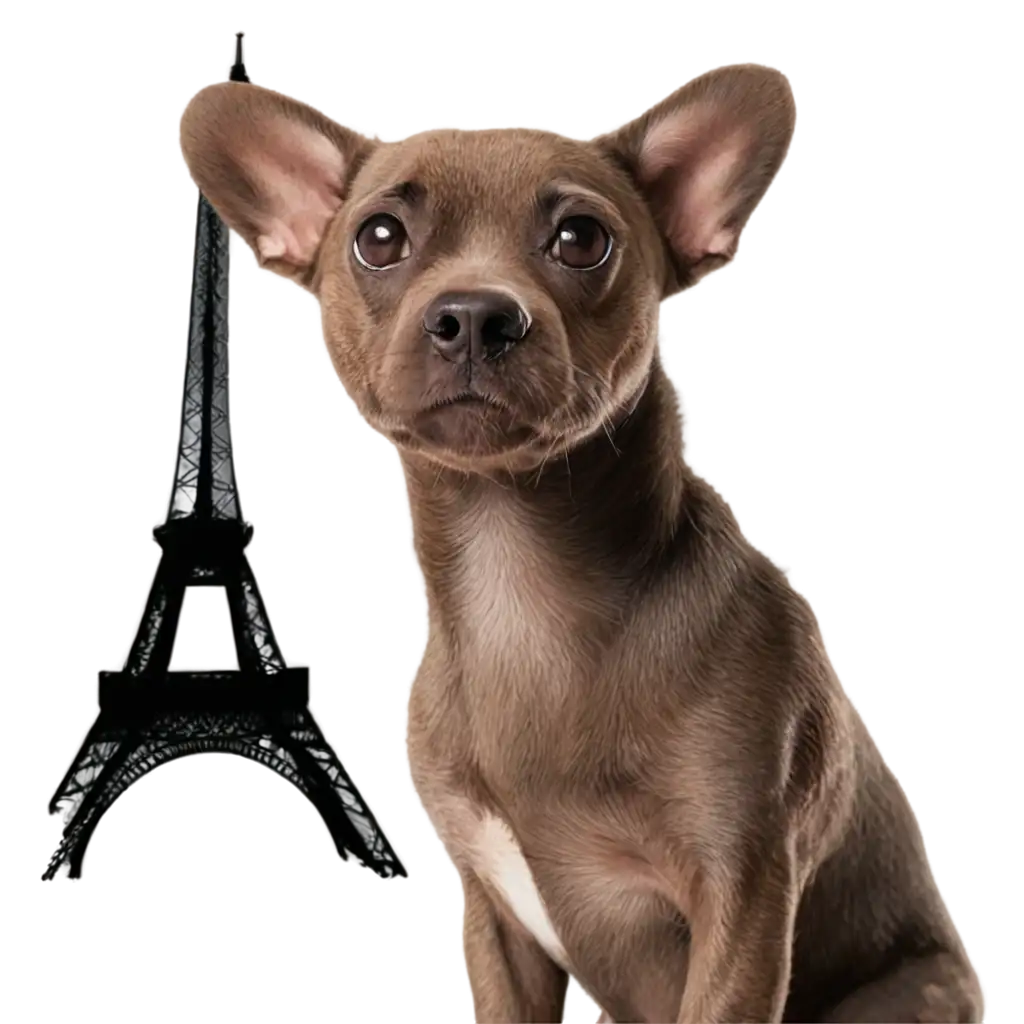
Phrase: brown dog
[{"left": 180, "top": 65, "right": 982, "bottom": 1023}]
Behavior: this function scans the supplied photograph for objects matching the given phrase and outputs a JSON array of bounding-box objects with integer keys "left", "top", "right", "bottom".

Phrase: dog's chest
[
  {"left": 472, "top": 813, "right": 571, "bottom": 968},
  {"left": 455, "top": 804, "right": 681, "bottom": 989}
]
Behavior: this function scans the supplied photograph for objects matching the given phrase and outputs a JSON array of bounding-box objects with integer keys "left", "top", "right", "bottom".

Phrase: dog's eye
[
  {"left": 354, "top": 213, "right": 411, "bottom": 270},
  {"left": 549, "top": 216, "right": 612, "bottom": 270}
]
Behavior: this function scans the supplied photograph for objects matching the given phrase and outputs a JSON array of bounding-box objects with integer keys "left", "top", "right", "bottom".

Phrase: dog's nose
[{"left": 423, "top": 290, "right": 531, "bottom": 362}]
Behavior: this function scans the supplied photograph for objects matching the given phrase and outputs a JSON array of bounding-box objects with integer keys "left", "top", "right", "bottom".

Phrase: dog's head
[{"left": 181, "top": 65, "right": 794, "bottom": 473}]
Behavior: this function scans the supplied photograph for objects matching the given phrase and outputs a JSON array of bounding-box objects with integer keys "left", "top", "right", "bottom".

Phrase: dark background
[{"left": 2, "top": 9, "right": 1024, "bottom": 1024}]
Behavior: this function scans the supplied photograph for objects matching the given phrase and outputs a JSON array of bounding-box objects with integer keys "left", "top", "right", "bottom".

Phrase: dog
[{"left": 180, "top": 64, "right": 983, "bottom": 1023}]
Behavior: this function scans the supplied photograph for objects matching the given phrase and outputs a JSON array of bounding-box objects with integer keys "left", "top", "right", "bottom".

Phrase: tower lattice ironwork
[{"left": 44, "top": 35, "right": 405, "bottom": 881}]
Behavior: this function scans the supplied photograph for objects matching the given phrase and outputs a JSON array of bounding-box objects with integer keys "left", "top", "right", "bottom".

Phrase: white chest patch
[{"left": 473, "top": 814, "right": 570, "bottom": 969}]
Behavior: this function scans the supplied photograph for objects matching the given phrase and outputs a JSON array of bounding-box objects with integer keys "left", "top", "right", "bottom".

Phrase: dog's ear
[
  {"left": 595, "top": 65, "right": 795, "bottom": 295},
  {"left": 180, "top": 82, "right": 376, "bottom": 287}
]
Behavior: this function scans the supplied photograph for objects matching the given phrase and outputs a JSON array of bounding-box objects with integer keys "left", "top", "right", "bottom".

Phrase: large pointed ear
[
  {"left": 180, "top": 82, "right": 376, "bottom": 287},
  {"left": 595, "top": 65, "right": 795, "bottom": 295}
]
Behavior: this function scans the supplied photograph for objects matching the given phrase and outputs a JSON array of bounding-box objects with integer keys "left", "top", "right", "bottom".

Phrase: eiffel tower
[{"left": 44, "top": 36, "right": 405, "bottom": 881}]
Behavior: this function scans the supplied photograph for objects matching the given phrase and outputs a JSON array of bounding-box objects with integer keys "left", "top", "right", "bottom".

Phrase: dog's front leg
[
  {"left": 461, "top": 870, "right": 568, "bottom": 1023},
  {"left": 675, "top": 839, "right": 798, "bottom": 1024}
]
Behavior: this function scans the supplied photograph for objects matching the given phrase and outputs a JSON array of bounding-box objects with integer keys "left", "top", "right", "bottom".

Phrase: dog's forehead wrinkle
[
  {"left": 374, "top": 179, "right": 424, "bottom": 205},
  {"left": 360, "top": 128, "right": 620, "bottom": 217}
]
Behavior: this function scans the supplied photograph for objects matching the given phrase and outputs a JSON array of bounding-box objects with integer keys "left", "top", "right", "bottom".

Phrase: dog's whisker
[
  {"left": 504, "top": 454, "right": 519, "bottom": 492},
  {"left": 601, "top": 415, "right": 622, "bottom": 457},
  {"left": 531, "top": 434, "right": 562, "bottom": 488}
]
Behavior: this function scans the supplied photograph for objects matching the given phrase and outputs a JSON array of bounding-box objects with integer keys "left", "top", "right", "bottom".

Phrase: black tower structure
[{"left": 44, "top": 36, "right": 405, "bottom": 881}]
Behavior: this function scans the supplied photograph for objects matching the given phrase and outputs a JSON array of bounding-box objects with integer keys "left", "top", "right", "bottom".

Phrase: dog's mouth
[
  {"left": 425, "top": 391, "right": 506, "bottom": 413},
  {"left": 406, "top": 388, "right": 537, "bottom": 457}
]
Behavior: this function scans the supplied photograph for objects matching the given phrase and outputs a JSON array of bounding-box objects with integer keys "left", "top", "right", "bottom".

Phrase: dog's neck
[{"left": 399, "top": 356, "right": 690, "bottom": 636}]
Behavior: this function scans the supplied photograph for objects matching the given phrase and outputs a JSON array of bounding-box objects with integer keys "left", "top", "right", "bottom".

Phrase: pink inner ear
[
  {"left": 244, "top": 120, "right": 347, "bottom": 267},
  {"left": 640, "top": 109, "right": 748, "bottom": 264}
]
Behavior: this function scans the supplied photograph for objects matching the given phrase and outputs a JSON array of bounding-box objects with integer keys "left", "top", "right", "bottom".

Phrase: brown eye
[
  {"left": 549, "top": 215, "right": 611, "bottom": 269},
  {"left": 354, "top": 213, "right": 411, "bottom": 269}
]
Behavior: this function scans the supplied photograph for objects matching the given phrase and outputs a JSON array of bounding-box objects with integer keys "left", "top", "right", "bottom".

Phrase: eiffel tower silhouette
[{"left": 44, "top": 36, "right": 405, "bottom": 881}]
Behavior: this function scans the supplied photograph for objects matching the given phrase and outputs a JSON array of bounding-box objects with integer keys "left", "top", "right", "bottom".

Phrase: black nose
[{"left": 422, "top": 290, "right": 531, "bottom": 362}]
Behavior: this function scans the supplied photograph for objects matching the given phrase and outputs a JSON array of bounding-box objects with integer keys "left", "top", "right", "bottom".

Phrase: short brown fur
[{"left": 181, "top": 65, "right": 983, "bottom": 1022}]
